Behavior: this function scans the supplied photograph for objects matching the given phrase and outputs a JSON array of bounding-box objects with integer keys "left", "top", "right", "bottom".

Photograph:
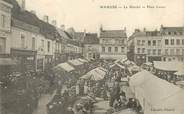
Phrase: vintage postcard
[{"left": 0, "top": 0, "right": 184, "bottom": 114}]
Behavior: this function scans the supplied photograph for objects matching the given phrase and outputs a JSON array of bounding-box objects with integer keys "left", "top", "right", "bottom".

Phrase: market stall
[
  {"left": 110, "top": 63, "right": 125, "bottom": 70},
  {"left": 129, "top": 70, "right": 184, "bottom": 114},
  {"left": 68, "top": 59, "right": 84, "bottom": 66},
  {"left": 153, "top": 61, "right": 184, "bottom": 72},
  {"left": 78, "top": 58, "right": 88, "bottom": 63},
  {"left": 80, "top": 67, "right": 107, "bottom": 81}
]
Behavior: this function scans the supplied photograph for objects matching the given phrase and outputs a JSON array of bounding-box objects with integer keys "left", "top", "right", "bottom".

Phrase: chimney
[
  {"left": 100, "top": 24, "right": 103, "bottom": 32},
  {"left": 43, "top": 15, "right": 49, "bottom": 23},
  {"left": 30, "top": 10, "right": 36, "bottom": 15},
  {"left": 60, "top": 25, "right": 65, "bottom": 30},
  {"left": 51, "top": 20, "right": 57, "bottom": 26},
  {"left": 16, "top": 0, "right": 26, "bottom": 10}
]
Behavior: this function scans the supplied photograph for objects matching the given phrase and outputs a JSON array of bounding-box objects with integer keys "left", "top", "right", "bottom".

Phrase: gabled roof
[
  {"left": 8, "top": 0, "right": 59, "bottom": 40},
  {"left": 129, "top": 30, "right": 161, "bottom": 41},
  {"left": 83, "top": 33, "right": 99, "bottom": 44},
  {"left": 37, "top": 20, "right": 58, "bottom": 40},
  {"left": 57, "top": 28, "right": 72, "bottom": 40},
  {"left": 100, "top": 30, "right": 127, "bottom": 38}
]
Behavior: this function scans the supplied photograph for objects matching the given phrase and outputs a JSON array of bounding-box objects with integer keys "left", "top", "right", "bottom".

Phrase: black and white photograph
[{"left": 0, "top": 0, "right": 184, "bottom": 114}]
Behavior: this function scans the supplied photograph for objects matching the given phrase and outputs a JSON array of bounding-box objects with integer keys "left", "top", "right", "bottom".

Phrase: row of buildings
[
  {"left": 1, "top": 0, "right": 184, "bottom": 73},
  {"left": 0, "top": 0, "right": 128, "bottom": 73},
  {"left": 0, "top": 0, "right": 84, "bottom": 73},
  {"left": 128, "top": 26, "right": 184, "bottom": 65}
]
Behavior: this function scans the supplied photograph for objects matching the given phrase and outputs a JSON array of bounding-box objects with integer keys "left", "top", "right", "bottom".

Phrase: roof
[
  {"left": 68, "top": 59, "right": 83, "bottom": 66},
  {"left": 161, "top": 26, "right": 184, "bottom": 32},
  {"left": 100, "top": 30, "right": 127, "bottom": 38},
  {"left": 9, "top": 0, "right": 59, "bottom": 40},
  {"left": 57, "top": 28, "right": 72, "bottom": 40},
  {"left": 37, "top": 20, "right": 58, "bottom": 40},
  {"left": 83, "top": 33, "right": 99, "bottom": 44},
  {"left": 130, "top": 30, "right": 161, "bottom": 38},
  {"left": 55, "top": 62, "right": 75, "bottom": 72},
  {"left": 75, "top": 32, "right": 85, "bottom": 42}
]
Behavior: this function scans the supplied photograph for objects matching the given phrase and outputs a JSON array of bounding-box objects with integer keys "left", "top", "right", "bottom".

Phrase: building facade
[
  {"left": 0, "top": 0, "right": 12, "bottom": 58},
  {"left": 160, "top": 26, "right": 184, "bottom": 62},
  {"left": 128, "top": 25, "right": 184, "bottom": 65},
  {"left": 99, "top": 27, "right": 127, "bottom": 60},
  {"left": 83, "top": 33, "right": 100, "bottom": 60}
]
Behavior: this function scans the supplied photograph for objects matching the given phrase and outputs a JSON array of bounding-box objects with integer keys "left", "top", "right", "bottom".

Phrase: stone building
[{"left": 99, "top": 27, "right": 127, "bottom": 60}]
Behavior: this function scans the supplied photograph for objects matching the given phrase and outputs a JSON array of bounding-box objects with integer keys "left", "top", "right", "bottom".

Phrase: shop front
[
  {"left": 148, "top": 56, "right": 161, "bottom": 62},
  {"left": 10, "top": 48, "right": 37, "bottom": 73}
]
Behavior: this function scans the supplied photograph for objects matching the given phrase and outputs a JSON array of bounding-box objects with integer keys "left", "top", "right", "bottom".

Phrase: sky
[{"left": 25, "top": 0, "right": 184, "bottom": 36}]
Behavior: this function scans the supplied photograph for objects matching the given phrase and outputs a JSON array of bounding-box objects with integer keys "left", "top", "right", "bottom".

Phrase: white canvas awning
[
  {"left": 174, "top": 70, "right": 184, "bottom": 76},
  {"left": 154, "top": 61, "right": 184, "bottom": 72},
  {"left": 56, "top": 63, "right": 75, "bottom": 72},
  {"left": 129, "top": 70, "right": 184, "bottom": 114},
  {"left": 78, "top": 58, "right": 88, "bottom": 63},
  {"left": 80, "top": 67, "right": 107, "bottom": 81},
  {"left": 110, "top": 63, "right": 125, "bottom": 69},
  {"left": 68, "top": 59, "right": 83, "bottom": 66}
]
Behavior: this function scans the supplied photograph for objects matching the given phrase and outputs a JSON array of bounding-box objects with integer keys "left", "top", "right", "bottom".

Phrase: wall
[{"left": 0, "top": 0, "right": 12, "bottom": 54}]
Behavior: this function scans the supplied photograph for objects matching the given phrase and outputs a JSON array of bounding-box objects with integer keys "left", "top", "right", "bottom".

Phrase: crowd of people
[{"left": 0, "top": 70, "right": 56, "bottom": 114}]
